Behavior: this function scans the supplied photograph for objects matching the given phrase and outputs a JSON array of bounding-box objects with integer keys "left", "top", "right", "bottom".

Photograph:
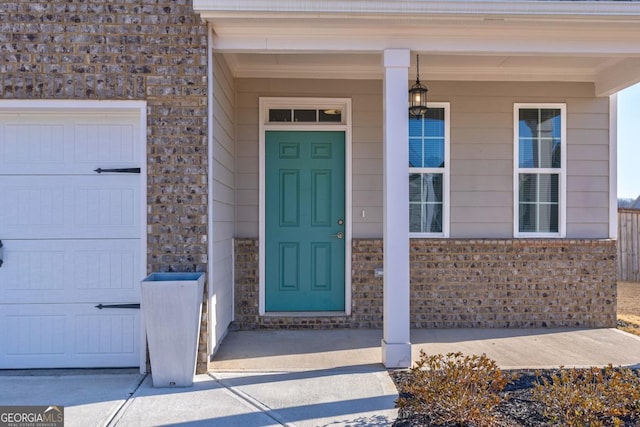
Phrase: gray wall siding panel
[
  {"left": 568, "top": 145, "right": 609, "bottom": 161},
  {"left": 451, "top": 191, "right": 512, "bottom": 207},
  {"left": 568, "top": 192, "right": 609, "bottom": 207},
  {"left": 569, "top": 129, "right": 610, "bottom": 144},
  {"left": 569, "top": 176, "right": 609, "bottom": 192},
  {"left": 449, "top": 224, "right": 513, "bottom": 238},
  {"left": 452, "top": 128, "right": 512, "bottom": 144},
  {"left": 235, "top": 79, "right": 610, "bottom": 239},
  {"left": 451, "top": 207, "right": 513, "bottom": 223},
  {"left": 451, "top": 143, "right": 512, "bottom": 160},
  {"left": 452, "top": 159, "right": 512, "bottom": 175},
  {"left": 569, "top": 161, "right": 609, "bottom": 176},
  {"left": 451, "top": 175, "right": 512, "bottom": 192},
  {"left": 567, "top": 224, "right": 609, "bottom": 238},
  {"left": 568, "top": 208, "right": 610, "bottom": 223},
  {"left": 211, "top": 53, "right": 236, "bottom": 351}
]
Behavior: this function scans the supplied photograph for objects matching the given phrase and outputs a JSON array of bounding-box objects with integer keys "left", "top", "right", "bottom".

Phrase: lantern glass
[
  {"left": 409, "top": 83, "right": 428, "bottom": 118},
  {"left": 409, "top": 54, "right": 429, "bottom": 118}
]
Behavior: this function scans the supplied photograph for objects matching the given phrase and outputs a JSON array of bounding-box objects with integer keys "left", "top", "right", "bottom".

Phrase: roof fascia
[{"left": 194, "top": 0, "right": 640, "bottom": 19}]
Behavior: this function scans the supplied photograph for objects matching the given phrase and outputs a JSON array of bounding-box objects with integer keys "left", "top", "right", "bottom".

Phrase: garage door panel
[
  {"left": 0, "top": 114, "right": 140, "bottom": 175},
  {"left": 0, "top": 304, "right": 140, "bottom": 369},
  {"left": 1, "top": 176, "right": 140, "bottom": 239},
  {"left": 75, "top": 313, "right": 137, "bottom": 355},
  {"left": 0, "top": 240, "right": 140, "bottom": 304},
  {"left": 2, "top": 123, "right": 66, "bottom": 170},
  {"left": 6, "top": 314, "right": 66, "bottom": 357},
  {"left": 0, "top": 104, "right": 144, "bottom": 369}
]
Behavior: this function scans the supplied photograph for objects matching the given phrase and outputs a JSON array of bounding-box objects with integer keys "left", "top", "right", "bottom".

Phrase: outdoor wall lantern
[{"left": 409, "top": 54, "right": 428, "bottom": 118}]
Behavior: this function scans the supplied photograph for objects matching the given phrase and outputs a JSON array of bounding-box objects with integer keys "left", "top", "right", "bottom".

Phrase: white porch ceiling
[
  {"left": 194, "top": 1, "right": 640, "bottom": 96},
  {"left": 225, "top": 52, "right": 621, "bottom": 84}
]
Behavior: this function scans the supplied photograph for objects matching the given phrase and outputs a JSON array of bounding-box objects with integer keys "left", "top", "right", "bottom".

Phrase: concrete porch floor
[{"left": 211, "top": 328, "right": 640, "bottom": 371}]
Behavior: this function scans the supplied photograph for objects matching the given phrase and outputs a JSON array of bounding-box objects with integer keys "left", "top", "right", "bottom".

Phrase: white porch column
[{"left": 381, "top": 49, "right": 411, "bottom": 368}]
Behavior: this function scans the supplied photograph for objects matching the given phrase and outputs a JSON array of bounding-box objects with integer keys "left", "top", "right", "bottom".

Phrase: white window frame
[
  {"left": 513, "top": 103, "right": 567, "bottom": 238},
  {"left": 409, "top": 102, "right": 450, "bottom": 238}
]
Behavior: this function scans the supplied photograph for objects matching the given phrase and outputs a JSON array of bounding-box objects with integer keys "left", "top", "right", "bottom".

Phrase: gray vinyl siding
[
  {"left": 565, "top": 97, "right": 610, "bottom": 238},
  {"left": 234, "top": 79, "right": 610, "bottom": 239},
  {"left": 211, "top": 53, "right": 235, "bottom": 348}
]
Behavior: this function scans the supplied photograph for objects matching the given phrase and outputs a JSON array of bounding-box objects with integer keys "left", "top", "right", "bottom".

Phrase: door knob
[{"left": 332, "top": 232, "right": 344, "bottom": 239}]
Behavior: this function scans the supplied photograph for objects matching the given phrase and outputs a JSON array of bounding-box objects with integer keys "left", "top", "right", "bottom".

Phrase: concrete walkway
[
  {"left": 0, "top": 368, "right": 395, "bottom": 427},
  {"left": 2, "top": 328, "right": 640, "bottom": 426}
]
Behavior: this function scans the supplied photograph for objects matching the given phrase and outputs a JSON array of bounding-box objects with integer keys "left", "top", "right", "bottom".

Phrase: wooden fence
[{"left": 618, "top": 208, "right": 640, "bottom": 282}]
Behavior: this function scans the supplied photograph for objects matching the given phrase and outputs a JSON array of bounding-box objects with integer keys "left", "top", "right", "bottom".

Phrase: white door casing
[
  {"left": 0, "top": 100, "right": 147, "bottom": 369},
  {"left": 258, "top": 97, "right": 353, "bottom": 316}
]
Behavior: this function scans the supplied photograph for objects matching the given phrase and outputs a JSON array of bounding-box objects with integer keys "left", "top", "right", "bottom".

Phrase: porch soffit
[{"left": 194, "top": 2, "right": 640, "bottom": 95}]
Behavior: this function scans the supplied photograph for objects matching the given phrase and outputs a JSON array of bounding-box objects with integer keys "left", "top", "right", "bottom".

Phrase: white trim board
[
  {"left": 206, "top": 25, "right": 216, "bottom": 360},
  {"left": 609, "top": 94, "right": 618, "bottom": 240}
]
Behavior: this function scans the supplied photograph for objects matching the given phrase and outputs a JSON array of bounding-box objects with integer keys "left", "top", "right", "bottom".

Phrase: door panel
[
  {"left": 311, "top": 242, "right": 331, "bottom": 290},
  {"left": 312, "top": 170, "right": 332, "bottom": 226},
  {"left": 266, "top": 131, "right": 345, "bottom": 311},
  {"left": 279, "top": 242, "right": 299, "bottom": 290},
  {"left": 279, "top": 170, "right": 300, "bottom": 226}
]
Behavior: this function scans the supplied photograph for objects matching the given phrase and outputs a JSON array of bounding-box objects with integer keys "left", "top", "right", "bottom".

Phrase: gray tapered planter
[{"left": 141, "top": 272, "right": 205, "bottom": 387}]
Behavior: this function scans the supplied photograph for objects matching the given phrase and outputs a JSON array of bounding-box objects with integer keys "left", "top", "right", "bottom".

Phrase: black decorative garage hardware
[
  {"left": 0, "top": 240, "right": 3, "bottom": 268},
  {"left": 94, "top": 168, "right": 141, "bottom": 174},
  {"left": 95, "top": 303, "right": 140, "bottom": 309}
]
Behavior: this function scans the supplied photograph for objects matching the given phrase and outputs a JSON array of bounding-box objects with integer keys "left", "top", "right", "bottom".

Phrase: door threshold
[{"left": 263, "top": 311, "right": 347, "bottom": 317}]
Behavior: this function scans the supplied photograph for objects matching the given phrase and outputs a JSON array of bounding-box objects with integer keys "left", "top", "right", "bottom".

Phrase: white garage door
[{"left": 0, "top": 102, "right": 145, "bottom": 369}]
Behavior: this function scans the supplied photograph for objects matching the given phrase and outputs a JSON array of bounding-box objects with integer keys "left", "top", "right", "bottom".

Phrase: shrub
[
  {"left": 396, "top": 351, "right": 513, "bottom": 427},
  {"left": 532, "top": 365, "right": 640, "bottom": 427}
]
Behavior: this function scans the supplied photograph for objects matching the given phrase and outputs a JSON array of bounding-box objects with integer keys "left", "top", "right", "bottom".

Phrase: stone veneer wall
[
  {"left": 234, "top": 238, "right": 617, "bottom": 329},
  {"left": 2, "top": 0, "right": 210, "bottom": 372}
]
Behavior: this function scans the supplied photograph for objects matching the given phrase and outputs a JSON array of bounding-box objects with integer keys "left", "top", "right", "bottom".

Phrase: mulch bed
[
  {"left": 391, "top": 369, "right": 638, "bottom": 427},
  {"left": 618, "top": 318, "right": 640, "bottom": 336}
]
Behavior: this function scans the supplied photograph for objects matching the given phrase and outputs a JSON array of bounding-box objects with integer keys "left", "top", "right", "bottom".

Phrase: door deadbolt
[{"left": 337, "top": 219, "right": 344, "bottom": 225}]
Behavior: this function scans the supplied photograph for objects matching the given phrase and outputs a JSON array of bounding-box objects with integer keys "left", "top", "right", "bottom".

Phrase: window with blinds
[
  {"left": 409, "top": 104, "right": 450, "bottom": 237},
  {"left": 514, "top": 104, "right": 566, "bottom": 237}
]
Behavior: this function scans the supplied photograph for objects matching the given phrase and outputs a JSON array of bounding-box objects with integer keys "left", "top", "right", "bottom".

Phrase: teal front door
[{"left": 265, "top": 131, "right": 346, "bottom": 312}]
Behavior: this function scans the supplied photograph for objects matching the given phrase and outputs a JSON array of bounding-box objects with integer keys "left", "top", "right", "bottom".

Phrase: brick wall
[
  {"left": 234, "top": 239, "right": 383, "bottom": 329},
  {"left": 1, "top": 0, "right": 209, "bottom": 272},
  {"left": 1, "top": 0, "right": 210, "bottom": 371},
  {"left": 235, "top": 238, "right": 617, "bottom": 329},
  {"left": 408, "top": 239, "right": 617, "bottom": 328}
]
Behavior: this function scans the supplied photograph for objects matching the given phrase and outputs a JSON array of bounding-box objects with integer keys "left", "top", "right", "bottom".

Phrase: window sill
[{"left": 515, "top": 233, "right": 565, "bottom": 238}]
